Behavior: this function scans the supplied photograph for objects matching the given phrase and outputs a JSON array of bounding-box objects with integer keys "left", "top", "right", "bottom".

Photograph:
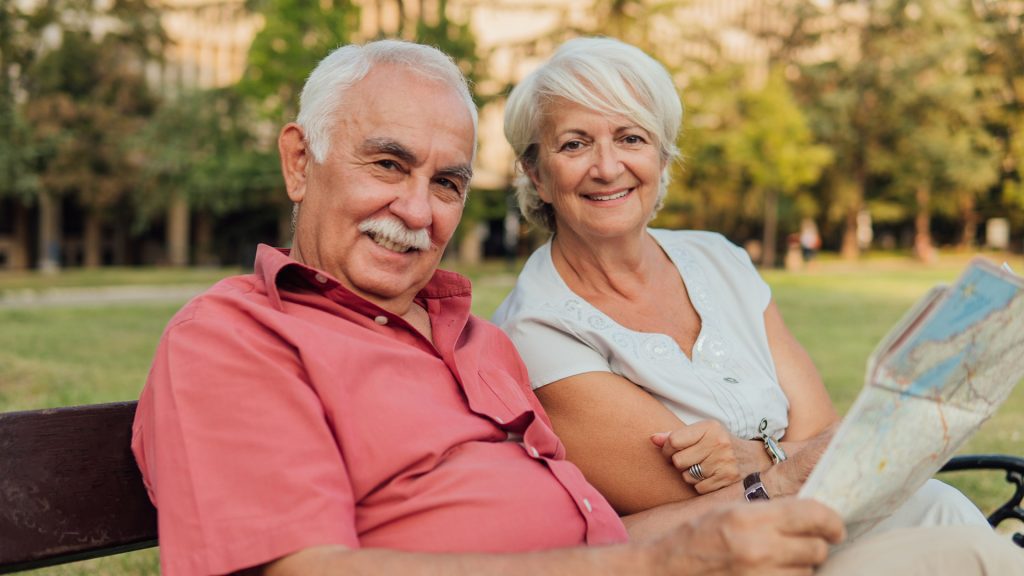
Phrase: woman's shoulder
[
  {"left": 492, "top": 241, "right": 564, "bottom": 326},
  {"left": 650, "top": 228, "right": 733, "bottom": 248},
  {"left": 649, "top": 228, "right": 746, "bottom": 259}
]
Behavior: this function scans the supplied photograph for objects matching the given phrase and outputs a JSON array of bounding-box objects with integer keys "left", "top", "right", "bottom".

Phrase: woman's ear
[
  {"left": 278, "top": 123, "right": 309, "bottom": 204},
  {"left": 525, "top": 162, "right": 551, "bottom": 204}
]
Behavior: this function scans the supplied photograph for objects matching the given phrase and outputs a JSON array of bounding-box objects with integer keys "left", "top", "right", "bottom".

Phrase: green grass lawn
[{"left": 1, "top": 251, "right": 1022, "bottom": 573}]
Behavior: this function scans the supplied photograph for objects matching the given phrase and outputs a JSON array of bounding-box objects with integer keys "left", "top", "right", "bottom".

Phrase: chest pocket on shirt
[{"left": 473, "top": 369, "right": 534, "bottom": 433}]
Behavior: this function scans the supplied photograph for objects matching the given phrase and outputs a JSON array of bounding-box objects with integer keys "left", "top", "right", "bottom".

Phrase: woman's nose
[{"left": 589, "top": 144, "right": 624, "bottom": 181}]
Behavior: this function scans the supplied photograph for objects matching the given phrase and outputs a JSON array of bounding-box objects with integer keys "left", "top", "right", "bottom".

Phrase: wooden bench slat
[{"left": 0, "top": 401, "right": 157, "bottom": 574}]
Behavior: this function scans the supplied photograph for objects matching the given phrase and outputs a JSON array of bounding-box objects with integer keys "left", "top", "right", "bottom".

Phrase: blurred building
[{"left": 2, "top": 0, "right": 792, "bottom": 270}]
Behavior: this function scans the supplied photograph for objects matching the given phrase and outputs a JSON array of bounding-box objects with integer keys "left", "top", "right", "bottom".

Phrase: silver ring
[{"left": 688, "top": 463, "right": 705, "bottom": 481}]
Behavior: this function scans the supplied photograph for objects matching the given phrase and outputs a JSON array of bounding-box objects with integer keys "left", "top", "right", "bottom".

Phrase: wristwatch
[{"left": 743, "top": 472, "right": 770, "bottom": 502}]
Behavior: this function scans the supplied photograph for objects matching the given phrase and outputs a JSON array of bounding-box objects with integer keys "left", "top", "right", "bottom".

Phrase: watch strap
[{"left": 743, "top": 472, "right": 770, "bottom": 501}]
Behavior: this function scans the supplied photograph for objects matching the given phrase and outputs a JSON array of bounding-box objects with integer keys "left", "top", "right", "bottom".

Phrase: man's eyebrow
[
  {"left": 360, "top": 137, "right": 418, "bottom": 165},
  {"left": 440, "top": 164, "right": 473, "bottom": 184}
]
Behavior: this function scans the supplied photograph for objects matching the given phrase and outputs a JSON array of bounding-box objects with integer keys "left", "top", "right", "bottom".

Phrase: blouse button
[
  {"left": 529, "top": 446, "right": 540, "bottom": 458},
  {"left": 724, "top": 377, "right": 739, "bottom": 384},
  {"left": 583, "top": 498, "right": 593, "bottom": 513},
  {"left": 314, "top": 273, "right": 328, "bottom": 284},
  {"left": 374, "top": 315, "right": 389, "bottom": 325}
]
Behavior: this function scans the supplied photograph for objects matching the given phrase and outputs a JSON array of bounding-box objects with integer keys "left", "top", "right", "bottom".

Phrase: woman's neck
[{"left": 550, "top": 228, "right": 664, "bottom": 300}]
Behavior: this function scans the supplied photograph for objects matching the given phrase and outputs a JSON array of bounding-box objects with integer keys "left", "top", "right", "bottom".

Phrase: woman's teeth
[{"left": 589, "top": 189, "right": 631, "bottom": 201}]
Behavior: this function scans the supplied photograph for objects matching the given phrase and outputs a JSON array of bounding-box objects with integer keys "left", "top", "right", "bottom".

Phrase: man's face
[{"left": 279, "top": 65, "right": 474, "bottom": 314}]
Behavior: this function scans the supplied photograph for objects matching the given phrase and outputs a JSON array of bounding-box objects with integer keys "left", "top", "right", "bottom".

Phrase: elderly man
[{"left": 132, "top": 40, "right": 1022, "bottom": 576}]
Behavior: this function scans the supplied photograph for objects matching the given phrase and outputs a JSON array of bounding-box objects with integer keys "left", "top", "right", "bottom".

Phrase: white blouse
[{"left": 492, "top": 229, "right": 790, "bottom": 441}]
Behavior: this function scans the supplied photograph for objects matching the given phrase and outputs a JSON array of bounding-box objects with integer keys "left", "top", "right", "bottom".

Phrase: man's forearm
[
  {"left": 621, "top": 480, "right": 744, "bottom": 541},
  {"left": 262, "top": 542, "right": 652, "bottom": 576}
]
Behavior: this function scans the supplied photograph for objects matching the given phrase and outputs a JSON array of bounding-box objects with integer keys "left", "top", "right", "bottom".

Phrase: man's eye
[
  {"left": 436, "top": 178, "right": 463, "bottom": 194},
  {"left": 376, "top": 159, "right": 400, "bottom": 170}
]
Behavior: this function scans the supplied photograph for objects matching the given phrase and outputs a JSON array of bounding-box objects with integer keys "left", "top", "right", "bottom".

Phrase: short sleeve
[
  {"left": 502, "top": 316, "right": 611, "bottom": 390},
  {"left": 717, "top": 235, "right": 772, "bottom": 312},
  {"left": 133, "top": 301, "right": 358, "bottom": 576}
]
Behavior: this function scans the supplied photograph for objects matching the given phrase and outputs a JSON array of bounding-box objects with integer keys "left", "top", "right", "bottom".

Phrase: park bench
[{"left": 0, "top": 402, "right": 1022, "bottom": 573}]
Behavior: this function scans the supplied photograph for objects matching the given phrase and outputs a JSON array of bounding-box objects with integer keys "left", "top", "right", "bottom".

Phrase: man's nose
[
  {"left": 389, "top": 179, "right": 433, "bottom": 230},
  {"left": 589, "top": 143, "right": 624, "bottom": 182}
]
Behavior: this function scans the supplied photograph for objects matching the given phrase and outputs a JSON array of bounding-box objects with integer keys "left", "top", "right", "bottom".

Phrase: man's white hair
[{"left": 296, "top": 39, "right": 478, "bottom": 164}]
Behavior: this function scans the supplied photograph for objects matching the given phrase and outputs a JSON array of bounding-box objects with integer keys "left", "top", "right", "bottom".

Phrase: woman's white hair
[
  {"left": 297, "top": 39, "right": 478, "bottom": 164},
  {"left": 504, "top": 37, "right": 683, "bottom": 233}
]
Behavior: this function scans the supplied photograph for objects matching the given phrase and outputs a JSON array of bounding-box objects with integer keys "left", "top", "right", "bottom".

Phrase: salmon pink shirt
[{"left": 132, "top": 245, "right": 627, "bottom": 576}]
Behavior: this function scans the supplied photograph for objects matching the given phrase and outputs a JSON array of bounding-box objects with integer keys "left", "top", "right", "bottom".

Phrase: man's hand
[
  {"left": 647, "top": 499, "right": 846, "bottom": 576},
  {"left": 651, "top": 421, "right": 769, "bottom": 493},
  {"left": 763, "top": 424, "right": 837, "bottom": 497}
]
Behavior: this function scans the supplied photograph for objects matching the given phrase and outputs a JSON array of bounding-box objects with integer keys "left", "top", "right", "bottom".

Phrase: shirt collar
[{"left": 253, "top": 243, "right": 472, "bottom": 312}]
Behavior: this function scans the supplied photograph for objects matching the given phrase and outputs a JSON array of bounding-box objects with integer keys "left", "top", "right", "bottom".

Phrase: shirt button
[
  {"left": 374, "top": 315, "right": 388, "bottom": 325},
  {"left": 724, "top": 377, "right": 739, "bottom": 383},
  {"left": 583, "top": 498, "right": 593, "bottom": 513},
  {"left": 494, "top": 416, "right": 504, "bottom": 424},
  {"left": 314, "top": 273, "right": 328, "bottom": 284},
  {"left": 529, "top": 446, "right": 540, "bottom": 458}
]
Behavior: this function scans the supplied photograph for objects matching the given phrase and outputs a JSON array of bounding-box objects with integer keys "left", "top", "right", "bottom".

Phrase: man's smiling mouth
[{"left": 366, "top": 231, "right": 419, "bottom": 253}]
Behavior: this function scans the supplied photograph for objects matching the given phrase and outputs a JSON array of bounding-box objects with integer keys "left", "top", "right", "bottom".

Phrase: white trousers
[
  {"left": 866, "top": 478, "right": 989, "bottom": 535},
  {"left": 818, "top": 525, "right": 1024, "bottom": 575}
]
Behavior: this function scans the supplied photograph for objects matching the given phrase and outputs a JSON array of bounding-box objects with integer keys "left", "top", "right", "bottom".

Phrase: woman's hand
[{"left": 650, "top": 421, "right": 769, "bottom": 494}]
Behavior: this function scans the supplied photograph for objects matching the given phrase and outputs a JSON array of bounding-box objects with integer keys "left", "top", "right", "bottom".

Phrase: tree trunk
[
  {"left": 913, "top": 184, "right": 936, "bottom": 263},
  {"left": 958, "top": 194, "right": 977, "bottom": 250},
  {"left": 37, "top": 191, "right": 61, "bottom": 273},
  {"left": 458, "top": 220, "right": 486, "bottom": 265},
  {"left": 11, "top": 202, "right": 29, "bottom": 269},
  {"left": 839, "top": 172, "right": 865, "bottom": 261},
  {"left": 762, "top": 188, "right": 778, "bottom": 269},
  {"left": 83, "top": 209, "right": 102, "bottom": 268},
  {"left": 166, "top": 193, "right": 190, "bottom": 267},
  {"left": 194, "top": 211, "right": 216, "bottom": 266}
]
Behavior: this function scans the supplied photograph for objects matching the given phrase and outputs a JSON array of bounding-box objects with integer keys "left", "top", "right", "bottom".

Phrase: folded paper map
[{"left": 798, "top": 258, "right": 1024, "bottom": 539}]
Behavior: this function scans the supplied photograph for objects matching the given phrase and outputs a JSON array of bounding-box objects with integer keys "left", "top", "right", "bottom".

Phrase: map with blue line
[{"left": 800, "top": 258, "right": 1024, "bottom": 540}]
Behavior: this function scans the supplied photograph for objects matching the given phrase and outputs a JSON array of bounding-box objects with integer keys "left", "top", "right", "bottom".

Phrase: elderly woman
[{"left": 492, "top": 37, "right": 985, "bottom": 534}]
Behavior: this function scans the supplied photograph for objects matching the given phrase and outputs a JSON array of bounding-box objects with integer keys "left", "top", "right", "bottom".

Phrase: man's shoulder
[{"left": 165, "top": 273, "right": 265, "bottom": 330}]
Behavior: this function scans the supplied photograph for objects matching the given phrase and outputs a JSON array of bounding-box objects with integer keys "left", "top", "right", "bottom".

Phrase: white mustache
[{"left": 358, "top": 217, "right": 431, "bottom": 252}]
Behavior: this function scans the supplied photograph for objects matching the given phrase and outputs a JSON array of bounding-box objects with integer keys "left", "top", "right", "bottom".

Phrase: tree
[
  {"left": 969, "top": 0, "right": 1024, "bottom": 243},
  {"left": 864, "top": 0, "right": 997, "bottom": 261},
  {"left": 239, "top": 0, "right": 360, "bottom": 126},
  {"left": 659, "top": 64, "right": 748, "bottom": 236},
  {"left": 729, "top": 68, "right": 832, "bottom": 268},
  {"left": 133, "top": 88, "right": 280, "bottom": 265},
  {"left": 25, "top": 2, "right": 162, "bottom": 269},
  {"left": 12, "top": 0, "right": 165, "bottom": 270}
]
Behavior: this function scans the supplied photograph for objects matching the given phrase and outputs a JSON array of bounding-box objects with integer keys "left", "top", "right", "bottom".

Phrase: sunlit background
[
  {"left": 2, "top": 2, "right": 1024, "bottom": 572},
  {"left": 1, "top": 0, "right": 1023, "bottom": 272}
]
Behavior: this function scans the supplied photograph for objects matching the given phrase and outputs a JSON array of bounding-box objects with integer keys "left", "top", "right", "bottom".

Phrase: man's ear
[{"left": 279, "top": 123, "right": 310, "bottom": 203}]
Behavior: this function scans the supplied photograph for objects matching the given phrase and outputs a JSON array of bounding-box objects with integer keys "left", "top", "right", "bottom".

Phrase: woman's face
[{"left": 529, "top": 99, "right": 665, "bottom": 242}]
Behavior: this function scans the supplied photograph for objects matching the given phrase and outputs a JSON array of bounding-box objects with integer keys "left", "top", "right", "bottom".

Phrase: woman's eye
[
  {"left": 623, "top": 135, "right": 645, "bottom": 145},
  {"left": 560, "top": 140, "right": 584, "bottom": 152}
]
